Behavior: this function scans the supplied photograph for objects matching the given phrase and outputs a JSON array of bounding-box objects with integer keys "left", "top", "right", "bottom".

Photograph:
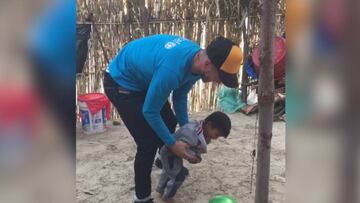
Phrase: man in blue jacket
[{"left": 103, "top": 34, "right": 242, "bottom": 203}]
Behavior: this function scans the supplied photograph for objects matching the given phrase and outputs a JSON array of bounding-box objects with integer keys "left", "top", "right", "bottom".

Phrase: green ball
[{"left": 209, "top": 195, "right": 238, "bottom": 203}]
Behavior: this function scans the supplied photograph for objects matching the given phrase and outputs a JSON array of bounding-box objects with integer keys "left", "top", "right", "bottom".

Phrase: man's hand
[
  {"left": 169, "top": 141, "right": 197, "bottom": 162},
  {"left": 188, "top": 155, "right": 202, "bottom": 164}
]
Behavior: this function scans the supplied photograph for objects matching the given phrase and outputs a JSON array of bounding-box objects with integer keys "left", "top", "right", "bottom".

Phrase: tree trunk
[{"left": 254, "top": 0, "right": 276, "bottom": 202}]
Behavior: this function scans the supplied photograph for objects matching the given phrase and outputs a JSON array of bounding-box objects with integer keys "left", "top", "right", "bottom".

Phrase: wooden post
[
  {"left": 241, "top": 0, "right": 250, "bottom": 104},
  {"left": 254, "top": 0, "right": 276, "bottom": 202},
  {"left": 125, "top": 0, "right": 132, "bottom": 42},
  {"left": 137, "top": 0, "right": 149, "bottom": 36},
  {"left": 241, "top": 19, "right": 249, "bottom": 104}
]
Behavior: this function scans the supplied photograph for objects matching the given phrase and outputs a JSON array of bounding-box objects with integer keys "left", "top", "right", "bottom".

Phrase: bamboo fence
[{"left": 76, "top": 0, "right": 285, "bottom": 120}]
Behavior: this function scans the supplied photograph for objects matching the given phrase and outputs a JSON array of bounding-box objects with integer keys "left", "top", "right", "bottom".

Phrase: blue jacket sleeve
[
  {"left": 143, "top": 67, "right": 180, "bottom": 146},
  {"left": 172, "top": 80, "right": 197, "bottom": 126}
]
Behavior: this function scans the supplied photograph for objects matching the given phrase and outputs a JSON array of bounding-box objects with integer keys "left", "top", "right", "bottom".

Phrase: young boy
[{"left": 156, "top": 111, "right": 231, "bottom": 202}]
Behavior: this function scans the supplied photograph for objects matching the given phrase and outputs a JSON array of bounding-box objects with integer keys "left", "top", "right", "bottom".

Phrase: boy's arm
[
  {"left": 175, "top": 127, "right": 198, "bottom": 146},
  {"left": 175, "top": 127, "right": 203, "bottom": 164}
]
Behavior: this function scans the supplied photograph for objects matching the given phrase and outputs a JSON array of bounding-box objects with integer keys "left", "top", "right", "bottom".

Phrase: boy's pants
[{"left": 156, "top": 147, "right": 189, "bottom": 198}]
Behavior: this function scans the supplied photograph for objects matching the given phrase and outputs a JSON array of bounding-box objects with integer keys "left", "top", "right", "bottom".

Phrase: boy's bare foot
[
  {"left": 156, "top": 192, "right": 163, "bottom": 198},
  {"left": 163, "top": 197, "right": 176, "bottom": 203}
]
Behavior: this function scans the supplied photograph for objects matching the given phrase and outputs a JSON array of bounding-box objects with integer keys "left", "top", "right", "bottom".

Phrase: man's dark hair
[{"left": 204, "top": 111, "right": 231, "bottom": 138}]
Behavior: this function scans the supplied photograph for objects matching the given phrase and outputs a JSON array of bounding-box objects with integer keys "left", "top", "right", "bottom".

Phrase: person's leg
[
  {"left": 161, "top": 101, "right": 177, "bottom": 134},
  {"left": 156, "top": 169, "right": 170, "bottom": 195},
  {"left": 155, "top": 102, "right": 177, "bottom": 169},
  {"left": 103, "top": 72, "right": 169, "bottom": 201},
  {"left": 154, "top": 153, "right": 163, "bottom": 169},
  {"left": 156, "top": 146, "right": 174, "bottom": 194},
  {"left": 163, "top": 166, "right": 189, "bottom": 199},
  {"left": 162, "top": 155, "right": 188, "bottom": 199},
  {"left": 131, "top": 101, "right": 177, "bottom": 200}
]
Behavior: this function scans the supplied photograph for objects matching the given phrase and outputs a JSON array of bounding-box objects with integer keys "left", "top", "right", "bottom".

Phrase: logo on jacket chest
[{"left": 164, "top": 37, "right": 187, "bottom": 49}]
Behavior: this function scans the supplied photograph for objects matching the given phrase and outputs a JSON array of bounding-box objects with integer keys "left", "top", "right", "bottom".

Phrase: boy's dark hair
[{"left": 204, "top": 111, "right": 231, "bottom": 138}]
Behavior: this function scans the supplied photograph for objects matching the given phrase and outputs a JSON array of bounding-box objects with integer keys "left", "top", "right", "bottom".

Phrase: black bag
[{"left": 76, "top": 23, "right": 91, "bottom": 73}]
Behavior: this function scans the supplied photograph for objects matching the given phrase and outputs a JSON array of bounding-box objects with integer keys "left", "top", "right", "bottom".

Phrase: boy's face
[{"left": 203, "top": 122, "right": 223, "bottom": 144}]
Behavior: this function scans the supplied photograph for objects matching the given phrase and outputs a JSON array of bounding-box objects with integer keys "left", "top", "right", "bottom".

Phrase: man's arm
[
  {"left": 187, "top": 149, "right": 202, "bottom": 164},
  {"left": 143, "top": 67, "right": 197, "bottom": 162},
  {"left": 172, "top": 80, "right": 197, "bottom": 126},
  {"left": 143, "top": 67, "right": 179, "bottom": 146}
]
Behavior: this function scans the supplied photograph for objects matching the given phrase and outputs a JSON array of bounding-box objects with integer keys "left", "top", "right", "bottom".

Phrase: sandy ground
[{"left": 76, "top": 111, "right": 285, "bottom": 203}]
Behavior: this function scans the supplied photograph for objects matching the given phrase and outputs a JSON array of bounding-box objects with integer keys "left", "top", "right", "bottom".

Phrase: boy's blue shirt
[{"left": 108, "top": 34, "right": 201, "bottom": 146}]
